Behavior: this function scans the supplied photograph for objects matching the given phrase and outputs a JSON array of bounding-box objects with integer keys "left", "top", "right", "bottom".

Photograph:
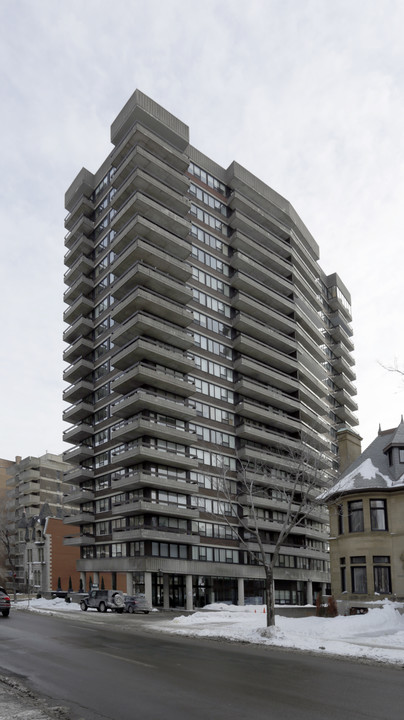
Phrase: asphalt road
[{"left": 0, "top": 610, "right": 403, "bottom": 720}]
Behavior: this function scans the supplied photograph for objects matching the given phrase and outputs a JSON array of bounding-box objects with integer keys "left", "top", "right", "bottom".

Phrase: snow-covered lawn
[{"left": 12, "top": 597, "right": 404, "bottom": 666}]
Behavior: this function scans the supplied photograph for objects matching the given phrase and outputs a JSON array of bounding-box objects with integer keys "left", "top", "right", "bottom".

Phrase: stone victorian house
[{"left": 326, "top": 421, "right": 404, "bottom": 604}]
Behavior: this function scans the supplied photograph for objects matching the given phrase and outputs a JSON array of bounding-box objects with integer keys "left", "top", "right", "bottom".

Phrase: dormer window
[{"left": 399, "top": 449, "right": 404, "bottom": 463}]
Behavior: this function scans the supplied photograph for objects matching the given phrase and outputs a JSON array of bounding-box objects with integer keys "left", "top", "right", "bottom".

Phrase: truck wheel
[
  {"left": 99, "top": 602, "right": 107, "bottom": 613},
  {"left": 80, "top": 601, "right": 87, "bottom": 611}
]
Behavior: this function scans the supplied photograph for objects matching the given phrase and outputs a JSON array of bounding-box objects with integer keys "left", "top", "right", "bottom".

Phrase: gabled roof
[{"left": 324, "top": 421, "right": 404, "bottom": 500}]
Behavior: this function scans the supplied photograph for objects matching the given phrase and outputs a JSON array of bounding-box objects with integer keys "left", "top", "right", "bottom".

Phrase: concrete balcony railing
[
  {"left": 63, "top": 274, "right": 93, "bottom": 305},
  {"left": 63, "top": 317, "right": 94, "bottom": 345},
  {"left": 111, "top": 236, "right": 191, "bottom": 282},
  {"left": 64, "top": 233, "right": 93, "bottom": 266},
  {"left": 110, "top": 442, "right": 198, "bottom": 470},
  {"left": 112, "top": 389, "right": 196, "bottom": 421},
  {"left": 234, "top": 376, "right": 300, "bottom": 412},
  {"left": 110, "top": 287, "right": 193, "bottom": 327},
  {"left": 111, "top": 416, "right": 196, "bottom": 445},
  {"left": 111, "top": 120, "right": 189, "bottom": 173},
  {"left": 63, "top": 293, "right": 93, "bottom": 325},
  {"left": 63, "top": 400, "right": 94, "bottom": 424},
  {"left": 110, "top": 214, "right": 191, "bottom": 260},
  {"left": 63, "top": 335, "right": 93, "bottom": 364},
  {"left": 232, "top": 291, "right": 295, "bottom": 335},
  {"left": 63, "top": 357, "right": 93, "bottom": 384},
  {"left": 234, "top": 355, "right": 299, "bottom": 394},
  {"left": 233, "top": 333, "right": 298, "bottom": 374},
  {"left": 232, "top": 312, "right": 296, "bottom": 354},
  {"left": 235, "top": 398, "right": 301, "bottom": 433},
  {"left": 111, "top": 363, "right": 195, "bottom": 398},
  {"left": 112, "top": 336, "right": 194, "bottom": 373},
  {"left": 110, "top": 190, "right": 190, "bottom": 238},
  {"left": 111, "top": 261, "right": 192, "bottom": 305},
  {"left": 63, "top": 379, "right": 93, "bottom": 404},
  {"left": 112, "top": 167, "right": 190, "bottom": 218},
  {"left": 63, "top": 421, "right": 94, "bottom": 445},
  {"left": 111, "top": 310, "right": 193, "bottom": 350},
  {"left": 112, "top": 143, "right": 189, "bottom": 195}
]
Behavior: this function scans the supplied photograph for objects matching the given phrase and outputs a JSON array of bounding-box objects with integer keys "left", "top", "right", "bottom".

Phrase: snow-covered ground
[{"left": 12, "top": 597, "right": 404, "bottom": 666}]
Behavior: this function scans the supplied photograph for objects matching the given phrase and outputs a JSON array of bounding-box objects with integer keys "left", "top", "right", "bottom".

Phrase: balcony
[
  {"left": 111, "top": 214, "right": 191, "bottom": 260},
  {"left": 331, "top": 372, "right": 357, "bottom": 396},
  {"left": 331, "top": 388, "right": 358, "bottom": 412},
  {"left": 63, "top": 422, "right": 94, "bottom": 445},
  {"left": 110, "top": 443, "right": 198, "bottom": 469},
  {"left": 228, "top": 208, "right": 291, "bottom": 260},
  {"left": 232, "top": 313, "right": 296, "bottom": 354},
  {"left": 17, "top": 468, "right": 40, "bottom": 482},
  {"left": 63, "top": 379, "right": 93, "bottom": 403},
  {"left": 230, "top": 249, "right": 292, "bottom": 291},
  {"left": 64, "top": 511, "right": 94, "bottom": 525},
  {"left": 111, "top": 470, "right": 197, "bottom": 495},
  {"left": 112, "top": 389, "right": 196, "bottom": 420},
  {"left": 20, "top": 481, "right": 40, "bottom": 495},
  {"left": 111, "top": 287, "right": 193, "bottom": 327},
  {"left": 63, "top": 444, "right": 94, "bottom": 464},
  {"left": 333, "top": 404, "right": 359, "bottom": 426},
  {"left": 111, "top": 417, "right": 195, "bottom": 445},
  {"left": 64, "top": 195, "right": 93, "bottom": 232},
  {"left": 63, "top": 294, "right": 93, "bottom": 325},
  {"left": 63, "top": 357, "right": 93, "bottom": 384},
  {"left": 111, "top": 191, "right": 190, "bottom": 238},
  {"left": 229, "top": 228, "right": 292, "bottom": 271},
  {"left": 231, "top": 270, "right": 294, "bottom": 316},
  {"left": 64, "top": 234, "right": 93, "bottom": 266},
  {"left": 113, "top": 143, "right": 190, "bottom": 195},
  {"left": 236, "top": 421, "right": 300, "bottom": 450},
  {"left": 112, "top": 237, "right": 191, "bottom": 281},
  {"left": 111, "top": 262, "right": 192, "bottom": 304},
  {"left": 111, "top": 363, "right": 195, "bottom": 397},
  {"left": 328, "top": 324, "right": 355, "bottom": 351},
  {"left": 298, "top": 383, "right": 328, "bottom": 415},
  {"left": 235, "top": 398, "right": 301, "bottom": 432},
  {"left": 63, "top": 317, "right": 94, "bottom": 344},
  {"left": 111, "top": 310, "right": 193, "bottom": 350},
  {"left": 64, "top": 535, "right": 95, "bottom": 546},
  {"left": 110, "top": 498, "right": 198, "bottom": 520},
  {"left": 235, "top": 376, "right": 300, "bottom": 412},
  {"left": 112, "top": 337, "right": 194, "bottom": 373},
  {"left": 111, "top": 121, "right": 189, "bottom": 173},
  {"left": 63, "top": 488, "right": 94, "bottom": 505},
  {"left": 112, "top": 168, "right": 189, "bottom": 218},
  {"left": 233, "top": 333, "right": 298, "bottom": 374},
  {"left": 232, "top": 292, "right": 295, "bottom": 334},
  {"left": 64, "top": 467, "right": 94, "bottom": 485},
  {"left": 63, "top": 335, "right": 93, "bottom": 364},
  {"left": 64, "top": 214, "right": 94, "bottom": 247},
  {"left": 64, "top": 253, "right": 93, "bottom": 284},
  {"left": 64, "top": 274, "right": 93, "bottom": 305},
  {"left": 331, "top": 354, "right": 356, "bottom": 380},
  {"left": 63, "top": 400, "right": 93, "bottom": 424},
  {"left": 234, "top": 356, "right": 299, "bottom": 393}
]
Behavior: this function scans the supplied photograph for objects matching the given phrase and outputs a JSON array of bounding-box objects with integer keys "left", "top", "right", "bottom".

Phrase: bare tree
[
  {"left": 0, "top": 503, "right": 17, "bottom": 595},
  {"left": 215, "top": 442, "right": 331, "bottom": 628}
]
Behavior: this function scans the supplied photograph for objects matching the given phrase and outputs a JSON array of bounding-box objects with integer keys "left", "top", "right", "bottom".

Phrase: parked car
[
  {"left": 0, "top": 587, "right": 11, "bottom": 618},
  {"left": 80, "top": 589, "right": 125, "bottom": 613},
  {"left": 123, "top": 594, "right": 151, "bottom": 614}
]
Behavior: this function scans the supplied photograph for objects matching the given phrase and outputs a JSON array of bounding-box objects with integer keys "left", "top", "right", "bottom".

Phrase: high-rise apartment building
[
  {"left": 63, "top": 91, "right": 358, "bottom": 608},
  {"left": 4, "top": 453, "right": 74, "bottom": 587}
]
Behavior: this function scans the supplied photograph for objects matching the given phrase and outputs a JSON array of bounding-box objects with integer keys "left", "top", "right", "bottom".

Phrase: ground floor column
[
  {"left": 163, "top": 574, "right": 170, "bottom": 610},
  {"left": 237, "top": 577, "right": 245, "bottom": 606},
  {"left": 92, "top": 571, "right": 99, "bottom": 588},
  {"left": 144, "top": 571, "right": 152, "bottom": 607},
  {"left": 80, "top": 572, "right": 86, "bottom": 592},
  {"left": 186, "top": 574, "right": 193, "bottom": 611},
  {"left": 126, "top": 572, "right": 132, "bottom": 594},
  {"left": 306, "top": 580, "right": 313, "bottom": 605}
]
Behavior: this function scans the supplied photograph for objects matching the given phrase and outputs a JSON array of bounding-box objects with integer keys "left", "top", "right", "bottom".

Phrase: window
[
  {"left": 399, "top": 449, "right": 404, "bottom": 463},
  {"left": 370, "top": 499, "right": 388, "bottom": 531},
  {"left": 340, "top": 557, "right": 346, "bottom": 592},
  {"left": 348, "top": 500, "right": 364, "bottom": 532},
  {"left": 373, "top": 560, "right": 391, "bottom": 594},
  {"left": 337, "top": 504, "right": 344, "bottom": 534},
  {"left": 351, "top": 565, "right": 367, "bottom": 594}
]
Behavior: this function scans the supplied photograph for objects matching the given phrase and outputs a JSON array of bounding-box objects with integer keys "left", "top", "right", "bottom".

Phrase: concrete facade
[
  {"left": 63, "top": 90, "right": 358, "bottom": 609},
  {"left": 5, "top": 453, "right": 77, "bottom": 587}
]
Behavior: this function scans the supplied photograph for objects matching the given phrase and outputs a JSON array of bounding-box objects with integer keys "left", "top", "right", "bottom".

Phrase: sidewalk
[{"left": 0, "top": 675, "right": 70, "bottom": 720}]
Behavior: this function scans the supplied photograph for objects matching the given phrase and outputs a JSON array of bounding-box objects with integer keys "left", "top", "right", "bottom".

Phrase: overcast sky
[{"left": 1, "top": 0, "right": 403, "bottom": 460}]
